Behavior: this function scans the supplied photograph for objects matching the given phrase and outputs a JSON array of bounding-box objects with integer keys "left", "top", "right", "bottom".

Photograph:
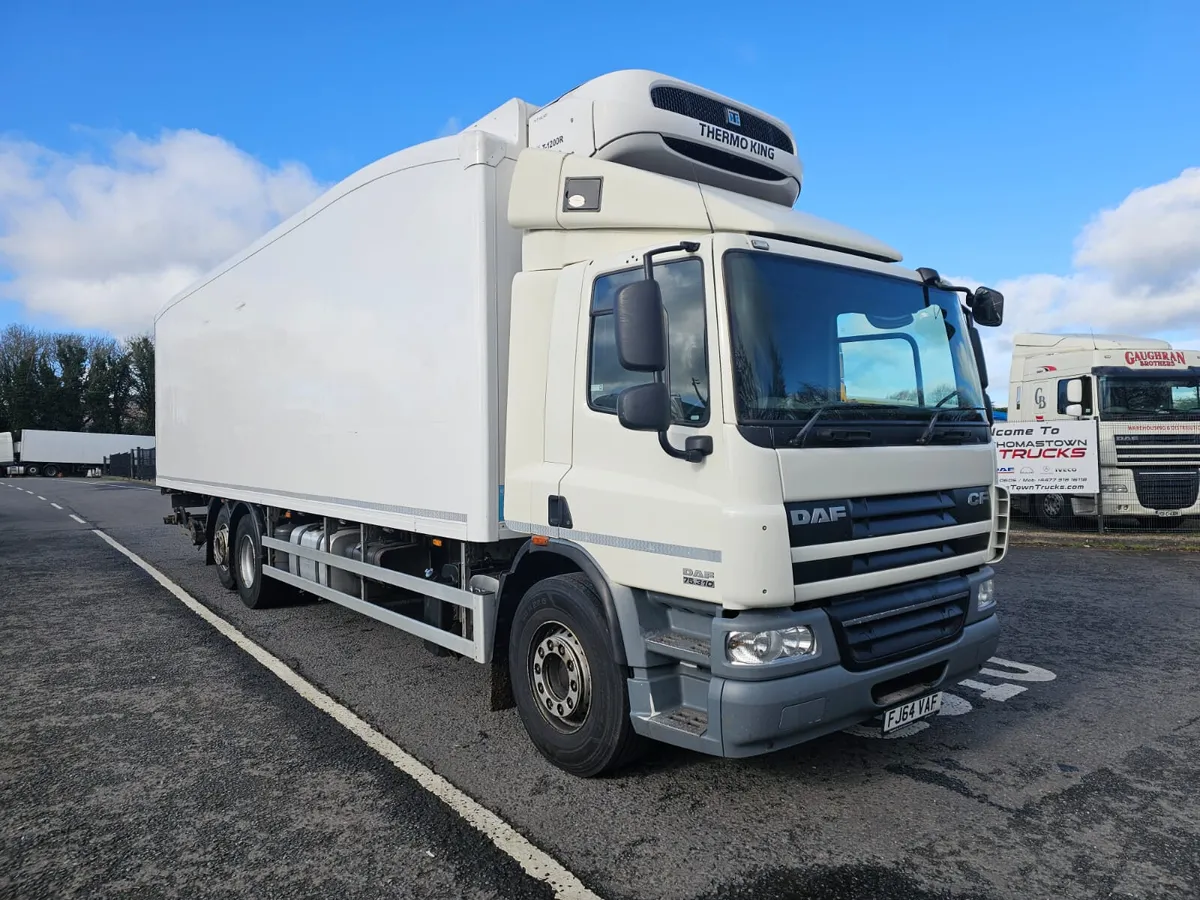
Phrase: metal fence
[
  {"left": 104, "top": 447, "right": 156, "bottom": 482},
  {"left": 1003, "top": 418, "right": 1200, "bottom": 537}
]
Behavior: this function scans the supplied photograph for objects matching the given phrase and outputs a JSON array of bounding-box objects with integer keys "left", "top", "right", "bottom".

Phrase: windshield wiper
[
  {"left": 789, "top": 405, "right": 835, "bottom": 447},
  {"left": 787, "top": 403, "right": 896, "bottom": 447},
  {"left": 917, "top": 407, "right": 986, "bottom": 444}
]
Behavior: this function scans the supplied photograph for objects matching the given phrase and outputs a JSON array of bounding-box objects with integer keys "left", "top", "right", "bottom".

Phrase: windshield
[
  {"left": 1099, "top": 375, "right": 1200, "bottom": 420},
  {"left": 723, "top": 250, "right": 984, "bottom": 423}
]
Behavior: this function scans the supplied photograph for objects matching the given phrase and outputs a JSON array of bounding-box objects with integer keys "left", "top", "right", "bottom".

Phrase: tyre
[
  {"left": 25, "top": 464, "right": 40, "bottom": 477},
  {"left": 233, "top": 512, "right": 290, "bottom": 610},
  {"left": 1034, "top": 492, "right": 1069, "bottom": 527},
  {"left": 43, "top": 464, "right": 59, "bottom": 477},
  {"left": 212, "top": 504, "right": 237, "bottom": 591},
  {"left": 509, "top": 573, "right": 645, "bottom": 777}
]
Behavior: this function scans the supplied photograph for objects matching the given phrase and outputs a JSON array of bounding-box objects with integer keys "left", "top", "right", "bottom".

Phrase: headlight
[
  {"left": 977, "top": 578, "right": 996, "bottom": 612},
  {"left": 726, "top": 626, "right": 817, "bottom": 666},
  {"left": 1101, "top": 484, "right": 1129, "bottom": 493}
]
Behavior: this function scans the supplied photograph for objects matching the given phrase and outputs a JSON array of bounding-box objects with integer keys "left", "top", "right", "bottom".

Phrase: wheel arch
[{"left": 496, "top": 540, "right": 628, "bottom": 669}]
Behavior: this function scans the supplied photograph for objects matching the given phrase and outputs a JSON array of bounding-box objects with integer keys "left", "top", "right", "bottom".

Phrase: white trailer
[
  {"left": 1, "top": 429, "right": 155, "bottom": 477},
  {"left": 1008, "top": 332, "right": 1200, "bottom": 525},
  {"left": 157, "top": 69, "right": 1009, "bottom": 776}
]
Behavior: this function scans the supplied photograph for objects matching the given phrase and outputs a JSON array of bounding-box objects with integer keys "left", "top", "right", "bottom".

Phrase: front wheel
[
  {"left": 509, "top": 573, "right": 645, "bottom": 777},
  {"left": 1034, "top": 492, "right": 1070, "bottom": 527},
  {"left": 24, "top": 464, "right": 40, "bottom": 477}
]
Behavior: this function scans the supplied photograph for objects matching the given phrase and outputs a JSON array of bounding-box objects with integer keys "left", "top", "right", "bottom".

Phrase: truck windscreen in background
[
  {"left": 723, "top": 251, "right": 984, "bottom": 425},
  {"left": 1098, "top": 374, "right": 1200, "bottom": 420}
]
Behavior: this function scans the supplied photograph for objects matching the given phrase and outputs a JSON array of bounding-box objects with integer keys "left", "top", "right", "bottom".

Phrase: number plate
[
  {"left": 882, "top": 692, "right": 942, "bottom": 733},
  {"left": 1156, "top": 509, "right": 1183, "bottom": 518}
]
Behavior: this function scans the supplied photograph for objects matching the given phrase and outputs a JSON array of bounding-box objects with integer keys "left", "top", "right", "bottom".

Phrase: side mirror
[
  {"left": 1065, "top": 403, "right": 1083, "bottom": 418},
  {"left": 617, "top": 382, "right": 672, "bottom": 432},
  {"left": 1066, "top": 379, "right": 1084, "bottom": 404},
  {"left": 614, "top": 280, "right": 666, "bottom": 372},
  {"left": 972, "top": 287, "right": 1004, "bottom": 327}
]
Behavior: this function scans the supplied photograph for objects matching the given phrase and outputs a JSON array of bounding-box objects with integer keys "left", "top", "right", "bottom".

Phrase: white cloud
[
  {"left": 0, "top": 129, "right": 323, "bottom": 335},
  {"left": 966, "top": 168, "right": 1200, "bottom": 404}
]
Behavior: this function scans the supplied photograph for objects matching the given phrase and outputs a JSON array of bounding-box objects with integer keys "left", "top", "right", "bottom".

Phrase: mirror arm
[
  {"left": 636, "top": 240, "right": 708, "bottom": 463},
  {"left": 642, "top": 241, "right": 701, "bottom": 281}
]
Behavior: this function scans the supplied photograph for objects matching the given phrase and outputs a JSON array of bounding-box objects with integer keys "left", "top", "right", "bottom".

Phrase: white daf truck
[
  {"left": 1008, "top": 332, "right": 1200, "bottom": 526},
  {"left": 156, "top": 69, "right": 1009, "bottom": 776},
  {"left": 1, "top": 429, "right": 155, "bottom": 477}
]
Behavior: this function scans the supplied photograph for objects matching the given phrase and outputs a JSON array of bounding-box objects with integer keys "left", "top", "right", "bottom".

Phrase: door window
[{"left": 587, "top": 258, "right": 710, "bottom": 426}]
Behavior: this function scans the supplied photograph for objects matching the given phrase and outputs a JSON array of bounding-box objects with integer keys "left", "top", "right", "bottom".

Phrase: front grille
[
  {"left": 1114, "top": 433, "right": 1200, "bottom": 465},
  {"left": 793, "top": 533, "right": 990, "bottom": 583},
  {"left": 1132, "top": 469, "right": 1200, "bottom": 510},
  {"left": 650, "top": 85, "right": 795, "bottom": 154},
  {"left": 844, "top": 490, "right": 984, "bottom": 538},
  {"left": 1114, "top": 433, "right": 1200, "bottom": 445},
  {"left": 824, "top": 574, "right": 971, "bottom": 670},
  {"left": 786, "top": 486, "right": 992, "bottom": 552}
]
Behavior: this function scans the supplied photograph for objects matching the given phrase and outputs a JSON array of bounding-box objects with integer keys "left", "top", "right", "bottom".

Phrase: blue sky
[{"left": 2, "top": 0, "right": 1199, "bottom": 369}]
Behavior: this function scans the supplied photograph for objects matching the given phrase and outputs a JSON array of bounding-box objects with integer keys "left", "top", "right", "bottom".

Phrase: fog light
[
  {"left": 1101, "top": 484, "right": 1128, "bottom": 493},
  {"left": 726, "top": 626, "right": 817, "bottom": 666},
  {"left": 977, "top": 578, "right": 996, "bottom": 612}
]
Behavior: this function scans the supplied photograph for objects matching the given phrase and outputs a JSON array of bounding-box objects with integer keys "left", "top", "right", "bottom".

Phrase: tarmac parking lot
[{"left": 2, "top": 478, "right": 1198, "bottom": 900}]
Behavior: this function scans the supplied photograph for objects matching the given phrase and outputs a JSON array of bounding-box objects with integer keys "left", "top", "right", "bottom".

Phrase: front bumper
[{"left": 718, "top": 613, "right": 999, "bottom": 756}]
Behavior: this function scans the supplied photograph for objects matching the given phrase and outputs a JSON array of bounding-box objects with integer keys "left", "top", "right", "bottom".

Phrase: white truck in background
[
  {"left": 1, "top": 429, "right": 155, "bottom": 477},
  {"left": 1007, "top": 333, "right": 1200, "bottom": 526},
  {"left": 156, "top": 69, "right": 1009, "bottom": 776}
]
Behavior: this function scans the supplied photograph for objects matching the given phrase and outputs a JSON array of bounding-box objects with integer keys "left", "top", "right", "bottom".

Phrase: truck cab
[
  {"left": 1008, "top": 332, "right": 1200, "bottom": 525},
  {"left": 497, "top": 72, "right": 1008, "bottom": 761}
]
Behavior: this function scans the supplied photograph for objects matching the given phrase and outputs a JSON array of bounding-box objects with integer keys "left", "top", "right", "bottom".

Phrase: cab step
[
  {"left": 644, "top": 706, "right": 709, "bottom": 737},
  {"left": 644, "top": 630, "right": 711, "bottom": 665}
]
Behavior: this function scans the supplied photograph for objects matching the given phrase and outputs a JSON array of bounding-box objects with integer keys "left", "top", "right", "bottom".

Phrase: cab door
[{"left": 554, "top": 245, "right": 727, "bottom": 599}]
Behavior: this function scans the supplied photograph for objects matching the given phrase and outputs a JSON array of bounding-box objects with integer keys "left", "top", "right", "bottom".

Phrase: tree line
[{"left": 0, "top": 324, "right": 154, "bottom": 437}]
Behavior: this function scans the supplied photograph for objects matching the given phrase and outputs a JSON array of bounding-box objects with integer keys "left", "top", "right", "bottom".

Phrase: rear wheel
[
  {"left": 509, "top": 573, "right": 645, "bottom": 777},
  {"left": 213, "top": 504, "right": 237, "bottom": 590},
  {"left": 43, "top": 464, "right": 59, "bottom": 477},
  {"left": 234, "top": 513, "right": 291, "bottom": 610}
]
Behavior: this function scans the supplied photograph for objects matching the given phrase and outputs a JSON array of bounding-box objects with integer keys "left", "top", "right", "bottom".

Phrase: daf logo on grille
[
  {"left": 725, "top": 108, "right": 741, "bottom": 127},
  {"left": 791, "top": 506, "right": 848, "bottom": 525}
]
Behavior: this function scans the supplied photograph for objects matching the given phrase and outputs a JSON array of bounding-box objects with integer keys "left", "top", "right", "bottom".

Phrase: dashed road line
[
  {"left": 90, "top": 528, "right": 601, "bottom": 900},
  {"left": 69, "top": 514, "right": 87, "bottom": 525},
  {"left": 51, "top": 503, "right": 63, "bottom": 510},
  {"left": 37, "top": 495, "right": 46, "bottom": 501}
]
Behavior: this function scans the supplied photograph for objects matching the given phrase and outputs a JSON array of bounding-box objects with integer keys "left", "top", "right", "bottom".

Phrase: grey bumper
[{"left": 717, "top": 613, "right": 1001, "bottom": 757}]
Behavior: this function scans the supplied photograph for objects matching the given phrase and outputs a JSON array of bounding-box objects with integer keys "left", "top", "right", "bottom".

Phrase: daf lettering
[{"left": 791, "top": 506, "right": 849, "bottom": 526}]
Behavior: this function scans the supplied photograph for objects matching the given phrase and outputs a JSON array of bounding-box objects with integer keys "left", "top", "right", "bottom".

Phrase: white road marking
[
  {"left": 90, "top": 528, "right": 600, "bottom": 900},
  {"left": 37, "top": 496, "right": 47, "bottom": 501},
  {"left": 51, "top": 503, "right": 63, "bottom": 510},
  {"left": 70, "top": 514, "right": 87, "bottom": 524},
  {"left": 978, "top": 658, "right": 1057, "bottom": 682},
  {"left": 958, "top": 679, "right": 1028, "bottom": 702}
]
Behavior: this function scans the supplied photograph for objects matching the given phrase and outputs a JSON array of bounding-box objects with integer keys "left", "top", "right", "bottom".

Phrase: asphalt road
[{"left": 2, "top": 478, "right": 1198, "bottom": 900}]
